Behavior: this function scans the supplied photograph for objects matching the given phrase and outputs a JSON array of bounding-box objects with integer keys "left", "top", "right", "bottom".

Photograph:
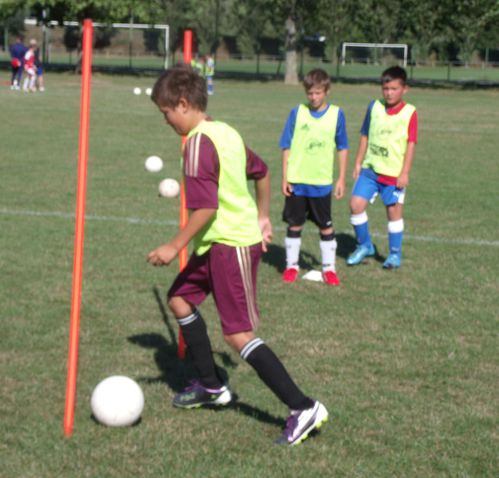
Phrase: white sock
[
  {"left": 23, "top": 77, "right": 29, "bottom": 90},
  {"left": 285, "top": 237, "right": 301, "bottom": 269},
  {"left": 320, "top": 238, "right": 337, "bottom": 272}
]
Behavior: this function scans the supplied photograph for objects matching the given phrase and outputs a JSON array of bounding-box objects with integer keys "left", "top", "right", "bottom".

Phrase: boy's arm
[
  {"left": 334, "top": 149, "right": 348, "bottom": 199},
  {"left": 147, "top": 208, "right": 216, "bottom": 266},
  {"left": 254, "top": 171, "right": 273, "bottom": 252},
  {"left": 353, "top": 135, "right": 368, "bottom": 180},
  {"left": 397, "top": 142, "right": 416, "bottom": 189},
  {"left": 281, "top": 149, "right": 292, "bottom": 196}
]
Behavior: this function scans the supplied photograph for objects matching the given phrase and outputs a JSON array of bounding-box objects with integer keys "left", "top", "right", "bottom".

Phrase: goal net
[
  {"left": 24, "top": 19, "right": 170, "bottom": 70},
  {"left": 341, "top": 42, "right": 408, "bottom": 67}
]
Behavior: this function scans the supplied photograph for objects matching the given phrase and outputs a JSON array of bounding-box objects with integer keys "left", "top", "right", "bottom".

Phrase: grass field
[{"left": 1, "top": 73, "right": 498, "bottom": 477}]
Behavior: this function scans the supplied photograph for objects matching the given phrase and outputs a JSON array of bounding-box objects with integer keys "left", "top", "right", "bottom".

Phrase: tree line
[{"left": 2, "top": 0, "right": 499, "bottom": 80}]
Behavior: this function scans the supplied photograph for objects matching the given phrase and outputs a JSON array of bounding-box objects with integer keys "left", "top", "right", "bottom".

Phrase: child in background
[
  {"left": 280, "top": 68, "right": 348, "bottom": 285},
  {"left": 147, "top": 65, "right": 328, "bottom": 446},
  {"left": 23, "top": 39, "right": 37, "bottom": 93},
  {"left": 347, "top": 66, "right": 418, "bottom": 269},
  {"left": 9, "top": 36, "right": 27, "bottom": 90},
  {"left": 35, "top": 46, "right": 45, "bottom": 92}
]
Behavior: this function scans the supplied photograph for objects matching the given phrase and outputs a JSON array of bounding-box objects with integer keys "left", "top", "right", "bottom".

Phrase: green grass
[{"left": 1, "top": 73, "right": 498, "bottom": 477}]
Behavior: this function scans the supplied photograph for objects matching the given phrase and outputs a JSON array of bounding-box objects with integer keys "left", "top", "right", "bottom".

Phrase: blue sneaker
[
  {"left": 383, "top": 253, "right": 401, "bottom": 269},
  {"left": 346, "top": 244, "right": 375, "bottom": 266}
]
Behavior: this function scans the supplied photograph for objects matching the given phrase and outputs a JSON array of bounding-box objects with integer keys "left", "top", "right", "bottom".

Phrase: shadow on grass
[
  {"left": 128, "top": 287, "right": 283, "bottom": 426},
  {"left": 262, "top": 232, "right": 359, "bottom": 273}
]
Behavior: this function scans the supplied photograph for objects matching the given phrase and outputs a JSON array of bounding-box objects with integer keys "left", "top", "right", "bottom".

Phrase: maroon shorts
[{"left": 168, "top": 242, "right": 262, "bottom": 334}]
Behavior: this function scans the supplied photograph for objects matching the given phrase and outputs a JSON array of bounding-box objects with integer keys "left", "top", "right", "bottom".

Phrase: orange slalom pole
[
  {"left": 64, "top": 19, "right": 93, "bottom": 437},
  {"left": 177, "top": 29, "right": 193, "bottom": 360}
]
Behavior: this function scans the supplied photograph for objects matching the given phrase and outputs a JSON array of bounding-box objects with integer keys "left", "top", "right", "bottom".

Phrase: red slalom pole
[
  {"left": 64, "top": 19, "right": 93, "bottom": 437},
  {"left": 177, "top": 29, "right": 193, "bottom": 360}
]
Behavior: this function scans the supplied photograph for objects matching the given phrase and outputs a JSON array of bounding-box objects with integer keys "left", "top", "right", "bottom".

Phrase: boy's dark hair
[
  {"left": 381, "top": 66, "right": 407, "bottom": 85},
  {"left": 151, "top": 64, "right": 207, "bottom": 111},
  {"left": 303, "top": 68, "right": 330, "bottom": 91}
]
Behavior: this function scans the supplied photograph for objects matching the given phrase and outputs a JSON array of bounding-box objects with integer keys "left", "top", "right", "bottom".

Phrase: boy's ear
[{"left": 178, "top": 97, "right": 189, "bottom": 112}]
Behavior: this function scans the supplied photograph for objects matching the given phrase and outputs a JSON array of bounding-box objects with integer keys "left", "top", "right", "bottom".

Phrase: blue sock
[
  {"left": 388, "top": 219, "right": 404, "bottom": 256},
  {"left": 351, "top": 212, "right": 372, "bottom": 247}
]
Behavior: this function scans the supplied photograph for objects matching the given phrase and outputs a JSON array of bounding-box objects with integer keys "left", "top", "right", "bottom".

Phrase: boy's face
[
  {"left": 158, "top": 100, "right": 191, "bottom": 136},
  {"left": 382, "top": 79, "right": 408, "bottom": 107},
  {"left": 306, "top": 85, "right": 329, "bottom": 111}
]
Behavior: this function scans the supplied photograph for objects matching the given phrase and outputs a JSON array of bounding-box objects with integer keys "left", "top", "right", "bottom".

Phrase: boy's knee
[
  {"left": 223, "top": 331, "right": 256, "bottom": 353},
  {"left": 350, "top": 196, "right": 367, "bottom": 215},
  {"left": 167, "top": 296, "right": 193, "bottom": 318}
]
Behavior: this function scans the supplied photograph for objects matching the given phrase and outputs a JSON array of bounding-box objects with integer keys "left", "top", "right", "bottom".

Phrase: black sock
[
  {"left": 240, "top": 338, "right": 314, "bottom": 410},
  {"left": 177, "top": 310, "right": 222, "bottom": 389}
]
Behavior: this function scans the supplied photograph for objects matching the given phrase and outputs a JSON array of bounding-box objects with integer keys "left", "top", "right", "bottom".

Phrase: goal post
[
  {"left": 341, "top": 42, "right": 408, "bottom": 67},
  {"left": 24, "top": 18, "right": 170, "bottom": 69}
]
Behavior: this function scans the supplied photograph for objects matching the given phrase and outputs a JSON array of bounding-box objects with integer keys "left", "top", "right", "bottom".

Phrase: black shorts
[{"left": 282, "top": 193, "right": 333, "bottom": 229}]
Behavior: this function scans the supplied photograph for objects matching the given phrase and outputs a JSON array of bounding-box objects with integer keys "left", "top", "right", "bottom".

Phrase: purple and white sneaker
[
  {"left": 275, "top": 401, "right": 328, "bottom": 445},
  {"left": 173, "top": 380, "right": 232, "bottom": 409}
]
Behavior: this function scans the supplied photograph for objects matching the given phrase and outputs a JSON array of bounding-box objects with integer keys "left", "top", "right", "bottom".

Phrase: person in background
[{"left": 9, "top": 36, "right": 27, "bottom": 90}]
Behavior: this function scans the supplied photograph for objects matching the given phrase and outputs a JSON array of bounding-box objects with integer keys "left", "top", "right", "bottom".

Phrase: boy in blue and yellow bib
[
  {"left": 347, "top": 66, "right": 418, "bottom": 269},
  {"left": 280, "top": 68, "right": 348, "bottom": 285},
  {"left": 147, "top": 65, "right": 328, "bottom": 445}
]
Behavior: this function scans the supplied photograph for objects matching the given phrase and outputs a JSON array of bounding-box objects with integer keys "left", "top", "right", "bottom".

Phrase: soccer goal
[
  {"left": 341, "top": 42, "right": 408, "bottom": 67},
  {"left": 24, "top": 18, "right": 170, "bottom": 69}
]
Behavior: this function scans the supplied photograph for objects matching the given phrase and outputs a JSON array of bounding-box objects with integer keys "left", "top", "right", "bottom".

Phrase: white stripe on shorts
[{"left": 236, "top": 246, "right": 259, "bottom": 330}]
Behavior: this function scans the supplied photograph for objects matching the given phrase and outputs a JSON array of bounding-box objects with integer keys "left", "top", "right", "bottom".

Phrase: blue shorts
[{"left": 352, "top": 168, "right": 405, "bottom": 206}]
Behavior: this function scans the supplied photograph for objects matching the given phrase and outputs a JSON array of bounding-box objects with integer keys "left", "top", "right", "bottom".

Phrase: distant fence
[{"left": 1, "top": 49, "right": 499, "bottom": 86}]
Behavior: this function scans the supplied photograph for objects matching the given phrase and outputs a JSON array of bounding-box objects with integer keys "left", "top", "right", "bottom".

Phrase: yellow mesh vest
[
  {"left": 187, "top": 120, "right": 262, "bottom": 255},
  {"left": 287, "top": 104, "right": 338, "bottom": 185},
  {"left": 363, "top": 100, "right": 416, "bottom": 176}
]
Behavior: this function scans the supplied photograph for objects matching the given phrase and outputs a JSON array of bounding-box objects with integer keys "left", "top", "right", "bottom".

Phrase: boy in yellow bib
[
  {"left": 347, "top": 66, "right": 418, "bottom": 269},
  {"left": 280, "top": 69, "right": 348, "bottom": 285},
  {"left": 147, "top": 65, "right": 328, "bottom": 445}
]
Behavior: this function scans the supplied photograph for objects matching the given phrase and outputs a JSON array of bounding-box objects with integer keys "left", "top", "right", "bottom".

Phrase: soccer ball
[
  {"left": 145, "top": 155, "right": 163, "bottom": 173},
  {"left": 159, "top": 178, "right": 180, "bottom": 198},
  {"left": 91, "top": 376, "right": 144, "bottom": 427},
  {"left": 133, "top": 87, "right": 141, "bottom": 95}
]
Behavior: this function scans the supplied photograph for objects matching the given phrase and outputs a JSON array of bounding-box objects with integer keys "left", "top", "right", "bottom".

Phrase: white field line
[{"left": 1, "top": 207, "right": 499, "bottom": 247}]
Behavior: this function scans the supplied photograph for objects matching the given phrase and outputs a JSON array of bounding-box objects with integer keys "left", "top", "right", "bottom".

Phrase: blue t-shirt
[
  {"left": 10, "top": 42, "right": 27, "bottom": 61},
  {"left": 279, "top": 104, "right": 348, "bottom": 197}
]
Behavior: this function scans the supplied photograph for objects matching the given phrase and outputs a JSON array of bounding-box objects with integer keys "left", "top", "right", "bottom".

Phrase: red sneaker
[
  {"left": 322, "top": 270, "right": 340, "bottom": 286},
  {"left": 282, "top": 268, "right": 299, "bottom": 283}
]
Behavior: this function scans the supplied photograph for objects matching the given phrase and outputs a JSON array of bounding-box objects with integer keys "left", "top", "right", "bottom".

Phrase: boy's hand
[
  {"left": 259, "top": 217, "right": 273, "bottom": 252},
  {"left": 397, "top": 172, "right": 409, "bottom": 189},
  {"left": 282, "top": 180, "right": 293, "bottom": 197},
  {"left": 147, "top": 243, "right": 179, "bottom": 266},
  {"left": 334, "top": 179, "right": 346, "bottom": 199}
]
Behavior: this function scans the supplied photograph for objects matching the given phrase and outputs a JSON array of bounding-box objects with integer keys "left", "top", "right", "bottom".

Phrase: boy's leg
[
  {"left": 347, "top": 197, "right": 375, "bottom": 265},
  {"left": 212, "top": 243, "right": 328, "bottom": 444},
  {"left": 283, "top": 227, "right": 302, "bottom": 282},
  {"left": 169, "top": 297, "right": 223, "bottom": 390},
  {"left": 282, "top": 194, "right": 306, "bottom": 282},
  {"left": 167, "top": 252, "right": 230, "bottom": 408},
  {"left": 229, "top": 334, "right": 327, "bottom": 445},
  {"left": 309, "top": 193, "right": 340, "bottom": 285},
  {"left": 347, "top": 170, "right": 379, "bottom": 265},
  {"left": 384, "top": 202, "right": 404, "bottom": 268}
]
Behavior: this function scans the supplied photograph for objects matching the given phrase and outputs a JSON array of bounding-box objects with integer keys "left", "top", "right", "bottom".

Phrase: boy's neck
[
  {"left": 188, "top": 111, "right": 209, "bottom": 132},
  {"left": 309, "top": 102, "right": 328, "bottom": 112}
]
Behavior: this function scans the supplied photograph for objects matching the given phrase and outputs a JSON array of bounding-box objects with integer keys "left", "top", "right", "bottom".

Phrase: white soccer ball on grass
[
  {"left": 159, "top": 178, "right": 180, "bottom": 198},
  {"left": 133, "top": 87, "right": 142, "bottom": 95},
  {"left": 91, "top": 375, "right": 144, "bottom": 427},
  {"left": 145, "top": 155, "right": 164, "bottom": 173}
]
